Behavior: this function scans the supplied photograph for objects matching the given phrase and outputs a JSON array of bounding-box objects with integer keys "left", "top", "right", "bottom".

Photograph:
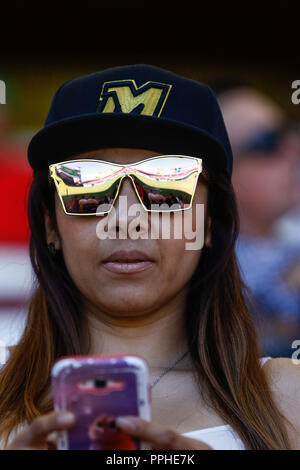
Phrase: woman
[{"left": 0, "top": 64, "right": 299, "bottom": 450}]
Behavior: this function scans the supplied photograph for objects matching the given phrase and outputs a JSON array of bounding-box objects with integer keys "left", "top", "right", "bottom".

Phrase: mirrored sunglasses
[{"left": 49, "top": 155, "right": 203, "bottom": 216}]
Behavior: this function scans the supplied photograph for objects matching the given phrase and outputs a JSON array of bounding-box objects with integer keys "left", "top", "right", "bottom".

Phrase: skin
[
  {"left": 48, "top": 148, "right": 211, "bottom": 367},
  {"left": 6, "top": 148, "right": 300, "bottom": 450},
  {"left": 232, "top": 133, "right": 300, "bottom": 238}
]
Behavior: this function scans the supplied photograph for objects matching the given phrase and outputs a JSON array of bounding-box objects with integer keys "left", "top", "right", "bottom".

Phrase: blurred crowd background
[{"left": 0, "top": 2, "right": 299, "bottom": 357}]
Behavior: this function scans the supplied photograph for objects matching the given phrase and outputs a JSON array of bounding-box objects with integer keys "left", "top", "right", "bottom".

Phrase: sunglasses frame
[{"left": 49, "top": 154, "right": 203, "bottom": 216}]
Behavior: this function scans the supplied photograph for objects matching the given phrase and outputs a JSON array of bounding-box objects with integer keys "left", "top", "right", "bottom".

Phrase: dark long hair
[{"left": 0, "top": 164, "right": 291, "bottom": 449}]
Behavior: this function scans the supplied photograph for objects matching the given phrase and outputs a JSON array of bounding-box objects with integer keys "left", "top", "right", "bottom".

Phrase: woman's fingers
[
  {"left": 6, "top": 412, "right": 211, "bottom": 450},
  {"left": 6, "top": 411, "right": 75, "bottom": 450},
  {"left": 115, "top": 416, "right": 211, "bottom": 450},
  {"left": 45, "top": 432, "right": 58, "bottom": 450}
]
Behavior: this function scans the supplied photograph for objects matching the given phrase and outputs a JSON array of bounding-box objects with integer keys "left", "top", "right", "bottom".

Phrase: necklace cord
[{"left": 150, "top": 350, "right": 189, "bottom": 389}]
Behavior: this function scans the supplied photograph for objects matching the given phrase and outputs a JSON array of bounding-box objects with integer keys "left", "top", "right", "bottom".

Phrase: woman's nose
[
  {"left": 114, "top": 176, "right": 142, "bottom": 211},
  {"left": 112, "top": 177, "right": 149, "bottom": 237}
]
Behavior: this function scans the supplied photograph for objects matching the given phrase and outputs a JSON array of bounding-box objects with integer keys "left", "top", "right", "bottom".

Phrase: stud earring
[{"left": 48, "top": 242, "right": 57, "bottom": 256}]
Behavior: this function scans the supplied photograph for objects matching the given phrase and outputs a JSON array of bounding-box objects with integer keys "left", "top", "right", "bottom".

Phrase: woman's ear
[
  {"left": 204, "top": 216, "right": 212, "bottom": 248},
  {"left": 43, "top": 203, "right": 61, "bottom": 251}
]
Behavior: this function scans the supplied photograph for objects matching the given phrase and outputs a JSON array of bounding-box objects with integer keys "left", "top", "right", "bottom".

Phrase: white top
[{"left": 181, "top": 357, "right": 272, "bottom": 449}]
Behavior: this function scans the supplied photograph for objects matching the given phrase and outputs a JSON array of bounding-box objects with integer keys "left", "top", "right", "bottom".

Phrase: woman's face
[{"left": 46, "top": 148, "right": 210, "bottom": 322}]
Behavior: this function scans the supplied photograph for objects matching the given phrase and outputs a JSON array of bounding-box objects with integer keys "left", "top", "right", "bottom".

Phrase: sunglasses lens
[
  {"left": 51, "top": 161, "right": 123, "bottom": 214},
  {"left": 131, "top": 157, "right": 200, "bottom": 211},
  {"left": 50, "top": 156, "right": 201, "bottom": 215}
]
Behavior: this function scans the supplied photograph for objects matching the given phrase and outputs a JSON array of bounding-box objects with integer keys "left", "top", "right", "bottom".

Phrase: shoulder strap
[{"left": 260, "top": 357, "right": 272, "bottom": 367}]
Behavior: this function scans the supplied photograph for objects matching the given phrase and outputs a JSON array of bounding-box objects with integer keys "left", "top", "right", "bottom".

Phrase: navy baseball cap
[{"left": 27, "top": 64, "right": 233, "bottom": 178}]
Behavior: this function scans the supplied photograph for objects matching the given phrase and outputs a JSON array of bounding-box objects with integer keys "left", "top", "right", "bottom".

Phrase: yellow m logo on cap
[{"left": 97, "top": 80, "right": 172, "bottom": 117}]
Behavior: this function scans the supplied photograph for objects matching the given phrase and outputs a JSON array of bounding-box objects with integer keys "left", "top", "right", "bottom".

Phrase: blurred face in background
[
  {"left": 218, "top": 87, "right": 300, "bottom": 230},
  {"left": 232, "top": 131, "right": 300, "bottom": 225}
]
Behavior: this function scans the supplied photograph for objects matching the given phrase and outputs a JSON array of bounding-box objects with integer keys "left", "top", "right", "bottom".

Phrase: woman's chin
[
  {"left": 96, "top": 295, "right": 161, "bottom": 320},
  {"left": 104, "top": 300, "right": 156, "bottom": 317}
]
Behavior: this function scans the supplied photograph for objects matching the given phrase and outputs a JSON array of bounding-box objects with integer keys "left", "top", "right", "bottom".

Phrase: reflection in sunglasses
[{"left": 49, "top": 156, "right": 202, "bottom": 215}]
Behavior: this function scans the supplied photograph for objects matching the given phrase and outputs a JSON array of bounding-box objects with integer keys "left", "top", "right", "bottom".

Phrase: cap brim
[{"left": 28, "top": 113, "right": 230, "bottom": 176}]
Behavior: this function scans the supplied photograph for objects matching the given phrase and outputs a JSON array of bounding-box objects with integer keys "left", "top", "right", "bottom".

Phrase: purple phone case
[{"left": 51, "top": 355, "right": 151, "bottom": 450}]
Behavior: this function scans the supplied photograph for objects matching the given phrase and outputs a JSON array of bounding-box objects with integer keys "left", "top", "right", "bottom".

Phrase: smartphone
[{"left": 51, "top": 354, "right": 151, "bottom": 450}]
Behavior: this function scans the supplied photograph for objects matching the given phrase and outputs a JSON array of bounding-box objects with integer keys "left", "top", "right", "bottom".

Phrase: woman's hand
[
  {"left": 5, "top": 412, "right": 212, "bottom": 450},
  {"left": 115, "top": 416, "right": 212, "bottom": 450},
  {"left": 5, "top": 411, "right": 75, "bottom": 450}
]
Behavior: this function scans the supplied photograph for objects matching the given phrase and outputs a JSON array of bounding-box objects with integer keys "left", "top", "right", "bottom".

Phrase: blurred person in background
[
  {"left": 217, "top": 87, "right": 300, "bottom": 357},
  {"left": 0, "top": 104, "right": 32, "bottom": 347}
]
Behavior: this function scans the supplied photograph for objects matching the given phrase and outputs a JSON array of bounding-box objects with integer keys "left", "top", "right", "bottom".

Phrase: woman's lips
[
  {"left": 102, "top": 260, "right": 154, "bottom": 274},
  {"left": 102, "top": 249, "right": 155, "bottom": 274}
]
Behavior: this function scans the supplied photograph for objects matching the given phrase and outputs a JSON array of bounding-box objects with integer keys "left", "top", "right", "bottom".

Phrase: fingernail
[
  {"left": 115, "top": 417, "right": 137, "bottom": 431},
  {"left": 57, "top": 412, "right": 75, "bottom": 425}
]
